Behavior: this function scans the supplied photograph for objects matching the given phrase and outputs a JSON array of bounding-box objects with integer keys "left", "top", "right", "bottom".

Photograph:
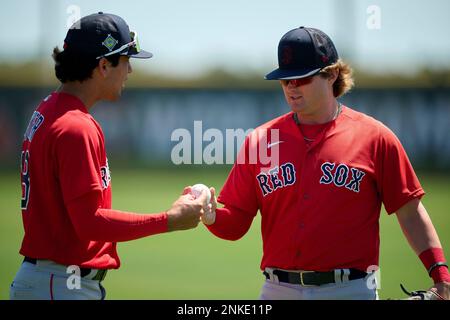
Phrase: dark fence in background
[{"left": 1, "top": 87, "right": 449, "bottom": 169}]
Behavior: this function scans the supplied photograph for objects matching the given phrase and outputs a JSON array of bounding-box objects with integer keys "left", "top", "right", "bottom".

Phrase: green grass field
[{"left": 0, "top": 167, "right": 449, "bottom": 300}]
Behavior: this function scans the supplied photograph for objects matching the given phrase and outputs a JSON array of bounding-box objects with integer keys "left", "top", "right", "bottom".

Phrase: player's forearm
[
  {"left": 92, "top": 208, "right": 168, "bottom": 241},
  {"left": 396, "top": 198, "right": 450, "bottom": 283},
  {"left": 67, "top": 191, "right": 168, "bottom": 242},
  {"left": 395, "top": 198, "right": 442, "bottom": 255},
  {"left": 206, "top": 206, "right": 254, "bottom": 241}
]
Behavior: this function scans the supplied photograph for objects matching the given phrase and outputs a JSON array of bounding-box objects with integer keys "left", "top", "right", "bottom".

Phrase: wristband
[
  {"left": 428, "top": 262, "right": 448, "bottom": 277},
  {"left": 419, "top": 248, "right": 450, "bottom": 283}
]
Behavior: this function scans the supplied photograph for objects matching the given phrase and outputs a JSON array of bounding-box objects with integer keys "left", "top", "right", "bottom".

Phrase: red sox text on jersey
[{"left": 256, "top": 162, "right": 366, "bottom": 196}]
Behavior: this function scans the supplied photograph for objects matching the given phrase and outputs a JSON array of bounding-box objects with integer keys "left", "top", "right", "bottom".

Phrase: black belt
[
  {"left": 264, "top": 268, "right": 368, "bottom": 286},
  {"left": 23, "top": 257, "right": 107, "bottom": 281}
]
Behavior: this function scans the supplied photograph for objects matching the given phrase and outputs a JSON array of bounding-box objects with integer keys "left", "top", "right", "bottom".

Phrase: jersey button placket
[
  {"left": 299, "top": 152, "right": 314, "bottom": 203},
  {"left": 293, "top": 145, "right": 310, "bottom": 266},
  {"left": 295, "top": 149, "right": 314, "bottom": 265}
]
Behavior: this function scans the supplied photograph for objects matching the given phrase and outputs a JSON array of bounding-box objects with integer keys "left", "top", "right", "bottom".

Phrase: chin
[{"left": 289, "top": 102, "right": 306, "bottom": 113}]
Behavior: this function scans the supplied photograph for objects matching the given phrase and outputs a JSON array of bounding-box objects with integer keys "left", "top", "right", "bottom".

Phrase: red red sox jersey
[
  {"left": 20, "top": 92, "right": 118, "bottom": 268},
  {"left": 216, "top": 105, "right": 424, "bottom": 272}
]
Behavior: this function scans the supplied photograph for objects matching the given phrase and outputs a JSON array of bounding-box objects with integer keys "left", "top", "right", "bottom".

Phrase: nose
[
  {"left": 287, "top": 81, "right": 298, "bottom": 89},
  {"left": 285, "top": 82, "right": 301, "bottom": 93}
]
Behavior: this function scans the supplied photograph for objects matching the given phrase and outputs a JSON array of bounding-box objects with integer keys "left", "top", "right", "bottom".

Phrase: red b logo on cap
[{"left": 281, "top": 46, "right": 293, "bottom": 65}]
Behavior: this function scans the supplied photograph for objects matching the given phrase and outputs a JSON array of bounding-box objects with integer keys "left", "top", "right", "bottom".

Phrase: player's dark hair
[
  {"left": 320, "top": 59, "right": 354, "bottom": 98},
  {"left": 52, "top": 47, "right": 121, "bottom": 83}
]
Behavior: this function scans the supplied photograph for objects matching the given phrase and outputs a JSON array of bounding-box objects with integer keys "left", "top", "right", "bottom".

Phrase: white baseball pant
[
  {"left": 260, "top": 268, "right": 379, "bottom": 300},
  {"left": 9, "top": 260, "right": 106, "bottom": 300}
]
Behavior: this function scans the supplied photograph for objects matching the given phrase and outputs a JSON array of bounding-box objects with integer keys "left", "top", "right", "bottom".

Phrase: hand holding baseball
[
  {"left": 203, "top": 187, "right": 217, "bottom": 225},
  {"left": 166, "top": 186, "right": 208, "bottom": 231},
  {"left": 190, "top": 184, "right": 217, "bottom": 225}
]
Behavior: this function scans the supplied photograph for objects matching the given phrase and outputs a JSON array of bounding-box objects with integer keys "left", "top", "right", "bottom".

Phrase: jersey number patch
[{"left": 21, "top": 150, "right": 31, "bottom": 210}]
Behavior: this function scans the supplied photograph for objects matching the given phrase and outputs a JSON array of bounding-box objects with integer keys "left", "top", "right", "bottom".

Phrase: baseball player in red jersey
[
  {"left": 202, "top": 27, "right": 450, "bottom": 299},
  {"left": 10, "top": 12, "right": 208, "bottom": 300}
]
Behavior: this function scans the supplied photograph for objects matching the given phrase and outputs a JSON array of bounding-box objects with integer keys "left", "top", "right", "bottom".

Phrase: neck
[
  {"left": 57, "top": 80, "right": 100, "bottom": 111},
  {"left": 295, "top": 99, "right": 340, "bottom": 125}
]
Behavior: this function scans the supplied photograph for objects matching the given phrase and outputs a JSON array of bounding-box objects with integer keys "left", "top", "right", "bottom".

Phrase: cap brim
[
  {"left": 264, "top": 67, "right": 321, "bottom": 80},
  {"left": 128, "top": 49, "right": 153, "bottom": 59}
]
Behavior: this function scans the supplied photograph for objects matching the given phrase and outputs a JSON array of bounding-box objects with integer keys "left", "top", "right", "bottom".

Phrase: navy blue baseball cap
[
  {"left": 265, "top": 27, "right": 338, "bottom": 80},
  {"left": 63, "top": 12, "right": 153, "bottom": 60}
]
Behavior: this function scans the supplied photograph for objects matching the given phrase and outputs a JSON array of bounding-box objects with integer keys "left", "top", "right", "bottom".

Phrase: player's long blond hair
[{"left": 320, "top": 59, "right": 354, "bottom": 98}]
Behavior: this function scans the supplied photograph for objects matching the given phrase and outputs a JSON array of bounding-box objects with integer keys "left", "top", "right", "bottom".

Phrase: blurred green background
[{"left": 1, "top": 167, "right": 449, "bottom": 300}]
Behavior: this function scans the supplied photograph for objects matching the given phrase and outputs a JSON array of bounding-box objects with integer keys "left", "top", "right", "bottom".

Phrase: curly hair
[
  {"left": 319, "top": 59, "right": 354, "bottom": 98},
  {"left": 52, "top": 47, "right": 121, "bottom": 83}
]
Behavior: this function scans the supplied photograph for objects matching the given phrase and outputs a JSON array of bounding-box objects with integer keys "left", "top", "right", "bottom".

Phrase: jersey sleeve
[
  {"left": 55, "top": 120, "right": 103, "bottom": 204},
  {"left": 67, "top": 190, "right": 168, "bottom": 242},
  {"left": 206, "top": 206, "right": 255, "bottom": 241},
  {"left": 217, "top": 135, "right": 259, "bottom": 216},
  {"left": 375, "top": 125, "right": 425, "bottom": 214}
]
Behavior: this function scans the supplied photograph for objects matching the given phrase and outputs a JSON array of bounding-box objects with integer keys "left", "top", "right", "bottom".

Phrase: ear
[
  {"left": 97, "top": 58, "right": 110, "bottom": 78},
  {"left": 328, "top": 68, "right": 339, "bottom": 84}
]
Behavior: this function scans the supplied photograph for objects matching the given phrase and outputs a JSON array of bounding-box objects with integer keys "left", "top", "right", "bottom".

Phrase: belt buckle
[{"left": 299, "top": 271, "right": 315, "bottom": 287}]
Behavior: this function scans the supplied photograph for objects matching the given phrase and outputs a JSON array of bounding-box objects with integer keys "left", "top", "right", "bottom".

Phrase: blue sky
[{"left": 1, "top": 0, "right": 449, "bottom": 76}]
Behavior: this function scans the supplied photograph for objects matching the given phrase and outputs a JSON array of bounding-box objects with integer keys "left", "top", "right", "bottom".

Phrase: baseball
[
  {"left": 190, "top": 183, "right": 211, "bottom": 204},
  {"left": 191, "top": 184, "right": 216, "bottom": 225}
]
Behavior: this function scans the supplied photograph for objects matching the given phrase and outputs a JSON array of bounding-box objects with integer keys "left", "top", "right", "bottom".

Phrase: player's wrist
[
  {"left": 419, "top": 247, "right": 450, "bottom": 284},
  {"left": 430, "top": 265, "right": 450, "bottom": 284}
]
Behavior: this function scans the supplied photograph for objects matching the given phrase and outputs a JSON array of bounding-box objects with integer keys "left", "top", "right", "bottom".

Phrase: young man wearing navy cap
[
  {"left": 202, "top": 27, "right": 450, "bottom": 299},
  {"left": 10, "top": 12, "right": 208, "bottom": 300}
]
